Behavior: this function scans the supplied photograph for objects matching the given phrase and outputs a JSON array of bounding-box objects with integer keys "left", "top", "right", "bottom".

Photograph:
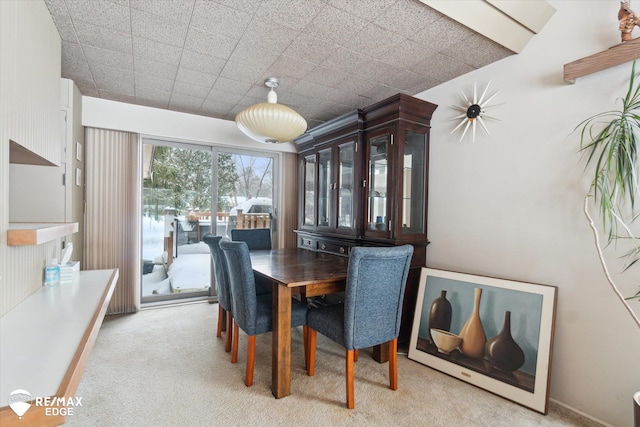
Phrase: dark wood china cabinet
[{"left": 295, "top": 94, "right": 438, "bottom": 343}]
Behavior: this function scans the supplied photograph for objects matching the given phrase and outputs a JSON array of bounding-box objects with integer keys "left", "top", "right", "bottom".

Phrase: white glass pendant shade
[{"left": 235, "top": 78, "right": 307, "bottom": 144}]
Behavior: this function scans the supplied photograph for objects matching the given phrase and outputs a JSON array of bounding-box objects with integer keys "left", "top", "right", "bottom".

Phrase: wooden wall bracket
[{"left": 564, "top": 38, "right": 640, "bottom": 83}]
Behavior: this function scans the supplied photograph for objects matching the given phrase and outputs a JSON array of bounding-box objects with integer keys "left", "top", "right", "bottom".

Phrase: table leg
[{"left": 272, "top": 284, "right": 292, "bottom": 398}]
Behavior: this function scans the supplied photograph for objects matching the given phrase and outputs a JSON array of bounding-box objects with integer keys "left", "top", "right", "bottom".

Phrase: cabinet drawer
[
  {"left": 299, "top": 236, "right": 315, "bottom": 249},
  {"left": 316, "top": 240, "right": 350, "bottom": 256}
]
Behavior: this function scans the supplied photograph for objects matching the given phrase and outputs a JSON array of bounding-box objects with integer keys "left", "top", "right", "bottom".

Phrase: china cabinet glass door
[
  {"left": 337, "top": 141, "right": 355, "bottom": 232},
  {"left": 401, "top": 127, "right": 427, "bottom": 236},
  {"left": 366, "top": 131, "right": 391, "bottom": 235},
  {"left": 318, "top": 148, "right": 332, "bottom": 228},
  {"left": 302, "top": 154, "right": 316, "bottom": 227}
]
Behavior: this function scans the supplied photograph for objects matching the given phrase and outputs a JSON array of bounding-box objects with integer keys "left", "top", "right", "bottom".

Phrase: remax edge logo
[{"left": 7, "top": 389, "right": 83, "bottom": 419}]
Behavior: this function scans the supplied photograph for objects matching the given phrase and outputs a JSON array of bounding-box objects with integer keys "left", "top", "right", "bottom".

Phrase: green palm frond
[{"left": 575, "top": 60, "right": 640, "bottom": 270}]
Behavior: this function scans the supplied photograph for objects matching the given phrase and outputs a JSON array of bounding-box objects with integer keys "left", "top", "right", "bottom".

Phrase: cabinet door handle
[
  {"left": 321, "top": 243, "right": 327, "bottom": 250},
  {"left": 339, "top": 247, "right": 345, "bottom": 254}
]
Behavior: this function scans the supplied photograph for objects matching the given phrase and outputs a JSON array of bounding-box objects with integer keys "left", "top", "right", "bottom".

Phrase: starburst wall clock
[{"left": 450, "top": 81, "right": 502, "bottom": 142}]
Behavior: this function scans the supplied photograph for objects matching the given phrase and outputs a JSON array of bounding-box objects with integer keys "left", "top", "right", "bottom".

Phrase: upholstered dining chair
[
  {"left": 230, "top": 228, "right": 272, "bottom": 250},
  {"left": 202, "top": 234, "right": 233, "bottom": 354},
  {"left": 306, "top": 245, "right": 414, "bottom": 409},
  {"left": 219, "top": 240, "right": 309, "bottom": 387},
  {"left": 230, "top": 228, "right": 272, "bottom": 295}
]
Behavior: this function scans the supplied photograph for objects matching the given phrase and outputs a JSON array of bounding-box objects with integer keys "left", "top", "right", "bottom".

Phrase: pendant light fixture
[{"left": 235, "top": 77, "right": 307, "bottom": 144}]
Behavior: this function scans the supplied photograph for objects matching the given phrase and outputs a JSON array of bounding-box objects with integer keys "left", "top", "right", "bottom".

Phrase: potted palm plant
[
  {"left": 575, "top": 60, "right": 640, "bottom": 426},
  {"left": 576, "top": 60, "right": 640, "bottom": 328}
]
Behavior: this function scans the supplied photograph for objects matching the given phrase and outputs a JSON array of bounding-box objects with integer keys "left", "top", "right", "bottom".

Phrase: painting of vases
[{"left": 409, "top": 268, "right": 558, "bottom": 414}]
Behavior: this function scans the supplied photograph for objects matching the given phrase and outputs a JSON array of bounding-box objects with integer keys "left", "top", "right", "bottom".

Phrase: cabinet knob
[
  {"left": 339, "top": 247, "right": 345, "bottom": 254},
  {"left": 321, "top": 243, "right": 327, "bottom": 250}
]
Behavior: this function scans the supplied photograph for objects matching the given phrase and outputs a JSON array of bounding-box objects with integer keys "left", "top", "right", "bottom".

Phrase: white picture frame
[{"left": 408, "top": 268, "right": 558, "bottom": 414}]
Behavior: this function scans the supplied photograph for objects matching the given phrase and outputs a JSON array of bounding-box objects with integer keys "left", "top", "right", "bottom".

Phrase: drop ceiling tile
[
  {"left": 205, "top": 89, "right": 244, "bottom": 105},
  {"left": 358, "top": 58, "right": 401, "bottom": 84},
  {"left": 169, "top": 92, "right": 205, "bottom": 113},
  {"left": 322, "top": 47, "right": 371, "bottom": 76},
  {"left": 305, "top": 5, "right": 368, "bottom": 46},
  {"left": 173, "top": 80, "right": 212, "bottom": 98},
  {"left": 219, "top": 60, "right": 265, "bottom": 85},
  {"left": 383, "top": 69, "right": 427, "bottom": 91},
  {"left": 411, "top": 15, "right": 476, "bottom": 50},
  {"left": 61, "top": 41, "right": 90, "bottom": 74},
  {"left": 227, "top": 40, "right": 279, "bottom": 70},
  {"left": 73, "top": 20, "right": 132, "bottom": 54},
  {"left": 77, "top": 84, "right": 99, "bottom": 97},
  {"left": 132, "top": 36, "right": 183, "bottom": 65},
  {"left": 374, "top": 0, "right": 442, "bottom": 39},
  {"left": 292, "top": 80, "right": 344, "bottom": 103},
  {"left": 66, "top": 0, "right": 131, "bottom": 33},
  {"left": 137, "top": 96, "right": 171, "bottom": 110},
  {"left": 131, "top": 9, "right": 189, "bottom": 47},
  {"left": 213, "top": 0, "right": 262, "bottom": 14},
  {"left": 83, "top": 45, "right": 133, "bottom": 71},
  {"left": 44, "top": 0, "right": 79, "bottom": 43},
  {"left": 267, "top": 56, "right": 316, "bottom": 80},
  {"left": 129, "top": 0, "right": 196, "bottom": 23},
  {"left": 135, "top": 74, "right": 175, "bottom": 93},
  {"left": 304, "top": 65, "right": 350, "bottom": 89},
  {"left": 176, "top": 67, "right": 217, "bottom": 88},
  {"left": 238, "top": 18, "right": 300, "bottom": 54},
  {"left": 180, "top": 50, "right": 227, "bottom": 75},
  {"left": 190, "top": 1, "right": 252, "bottom": 40},
  {"left": 342, "top": 23, "right": 405, "bottom": 59},
  {"left": 136, "top": 86, "right": 172, "bottom": 104},
  {"left": 98, "top": 90, "right": 137, "bottom": 104},
  {"left": 184, "top": 27, "right": 237, "bottom": 60},
  {"left": 92, "top": 66, "right": 135, "bottom": 95},
  {"left": 379, "top": 38, "right": 436, "bottom": 70},
  {"left": 199, "top": 99, "right": 237, "bottom": 118},
  {"left": 443, "top": 34, "right": 513, "bottom": 69},
  {"left": 283, "top": 34, "right": 338, "bottom": 65},
  {"left": 413, "top": 51, "right": 475, "bottom": 82},
  {"left": 360, "top": 84, "right": 406, "bottom": 103},
  {"left": 253, "top": 0, "right": 325, "bottom": 31},
  {"left": 325, "top": 0, "right": 398, "bottom": 22},
  {"left": 213, "top": 77, "right": 253, "bottom": 95},
  {"left": 134, "top": 58, "right": 179, "bottom": 80}
]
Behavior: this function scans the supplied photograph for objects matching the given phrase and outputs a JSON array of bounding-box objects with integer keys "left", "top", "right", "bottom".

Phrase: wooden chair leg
[
  {"left": 346, "top": 349, "right": 355, "bottom": 409},
  {"left": 225, "top": 311, "right": 233, "bottom": 353},
  {"left": 307, "top": 328, "right": 317, "bottom": 376},
  {"left": 389, "top": 339, "right": 398, "bottom": 390},
  {"left": 303, "top": 325, "right": 309, "bottom": 370},
  {"left": 216, "top": 306, "right": 224, "bottom": 337},
  {"left": 354, "top": 349, "right": 359, "bottom": 362},
  {"left": 231, "top": 322, "right": 239, "bottom": 364},
  {"left": 245, "top": 335, "right": 255, "bottom": 387}
]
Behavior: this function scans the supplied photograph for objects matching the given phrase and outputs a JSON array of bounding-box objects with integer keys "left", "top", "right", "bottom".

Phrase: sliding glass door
[
  {"left": 140, "top": 139, "right": 278, "bottom": 305},
  {"left": 141, "top": 140, "right": 213, "bottom": 303}
]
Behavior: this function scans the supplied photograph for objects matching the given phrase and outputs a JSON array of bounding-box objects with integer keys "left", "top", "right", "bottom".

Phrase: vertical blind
[{"left": 85, "top": 128, "right": 141, "bottom": 314}]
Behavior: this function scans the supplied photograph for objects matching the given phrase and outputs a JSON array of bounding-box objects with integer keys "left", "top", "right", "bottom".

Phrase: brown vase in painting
[
  {"left": 458, "top": 287, "right": 486, "bottom": 359},
  {"left": 485, "top": 310, "right": 525, "bottom": 372},
  {"left": 427, "top": 290, "right": 452, "bottom": 343}
]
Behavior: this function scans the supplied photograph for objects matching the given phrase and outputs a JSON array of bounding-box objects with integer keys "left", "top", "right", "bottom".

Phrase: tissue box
[{"left": 60, "top": 261, "right": 80, "bottom": 285}]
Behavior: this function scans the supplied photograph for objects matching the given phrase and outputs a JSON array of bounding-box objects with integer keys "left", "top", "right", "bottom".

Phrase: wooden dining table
[{"left": 249, "top": 248, "right": 350, "bottom": 399}]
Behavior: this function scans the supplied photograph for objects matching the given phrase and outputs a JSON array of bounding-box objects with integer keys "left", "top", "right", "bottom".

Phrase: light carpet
[{"left": 66, "top": 302, "right": 602, "bottom": 427}]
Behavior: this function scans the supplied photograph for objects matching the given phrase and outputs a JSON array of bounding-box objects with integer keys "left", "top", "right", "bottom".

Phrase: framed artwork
[{"left": 408, "top": 268, "right": 557, "bottom": 414}]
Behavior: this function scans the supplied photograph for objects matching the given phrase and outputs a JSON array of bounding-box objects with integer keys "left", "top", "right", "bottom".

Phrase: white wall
[
  {"left": 1, "top": 1, "right": 63, "bottom": 316},
  {"left": 417, "top": 1, "right": 639, "bottom": 425}
]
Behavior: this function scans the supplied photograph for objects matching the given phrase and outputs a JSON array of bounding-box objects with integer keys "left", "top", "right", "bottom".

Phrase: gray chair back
[
  {"left": 219, "top": 240, "right": 262, "bottom": 335},
  {"left": 344, "top": 245, "right": 413, "bottom": 350},
  {"left": 202, "top": 234, "right": 232, "bottom": 312},
  {"left": 230, "top": 228, "right": 272, "bottom": 250}
]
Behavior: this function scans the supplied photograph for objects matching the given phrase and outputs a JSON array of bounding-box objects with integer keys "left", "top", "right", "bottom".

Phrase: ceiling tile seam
[
  {"left": 63, "top": 0, "right": 98, "bottom": 93},
  {"left": 168, "top": 2, "right": 205, "bottom": 112}
]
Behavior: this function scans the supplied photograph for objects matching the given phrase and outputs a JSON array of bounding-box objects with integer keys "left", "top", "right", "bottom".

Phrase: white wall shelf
[
  {"left": 7, "top": 222, "right": 78, "bottom": 246},
  {"left": 0, "top": 269, "right": 118, "bottom": 426}
]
